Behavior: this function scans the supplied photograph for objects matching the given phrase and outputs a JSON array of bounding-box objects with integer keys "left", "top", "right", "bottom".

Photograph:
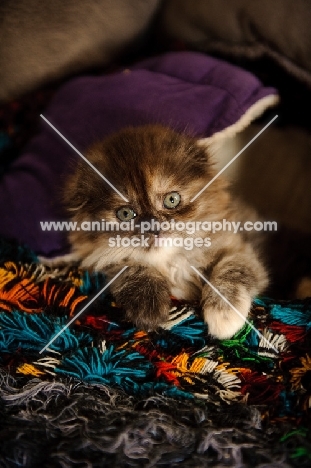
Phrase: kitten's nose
[{"left": 138, "top": 216, "right": 161, "bottom": 235}]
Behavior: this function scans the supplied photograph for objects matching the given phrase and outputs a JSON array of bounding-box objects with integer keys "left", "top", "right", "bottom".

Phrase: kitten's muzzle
[{"left": 138, "top": 217, "right": 161, "bottom": 236}]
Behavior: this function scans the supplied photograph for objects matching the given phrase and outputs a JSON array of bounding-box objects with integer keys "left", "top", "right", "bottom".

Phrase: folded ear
[
  {"left": 62, "top": 161, "right": 93, "bottom": 213},
  {"left": 67, "top": 200, "right": 88, "bottom": 212},
  {"left": 197, "top": 138, "right": 214, "bottom": 153},
  {"left": 197, "top": 133, "right": 244, "bottom": 182},
  {"left": 193, "top": 139, "right": 218, "bottom": 168}
]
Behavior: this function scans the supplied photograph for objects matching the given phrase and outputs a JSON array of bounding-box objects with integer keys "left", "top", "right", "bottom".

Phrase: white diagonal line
[
  {"left": 39, "top": 266, "right": 128, "bottom": 354},
  {"left": 40, "top": 114, "right": 129, "bottom": 202},
  {"left": 190, "top": 266, "right": 279, "bottom": 353},
  {"left": 190, "top": 115, "right": 278, "bottom": 202}
]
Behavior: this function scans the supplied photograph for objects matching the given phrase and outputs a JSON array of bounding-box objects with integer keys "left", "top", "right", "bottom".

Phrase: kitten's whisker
[
  {"left": 108, "top": 244, "right": 136, "bottom": 264},
  {"left": 190, "top": 266, "right": 279, "bottom": 354}
]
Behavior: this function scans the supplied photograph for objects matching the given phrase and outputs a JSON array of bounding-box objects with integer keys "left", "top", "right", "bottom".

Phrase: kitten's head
[{"left": 64, "top": 125, "right": 229, "bottom": 265}]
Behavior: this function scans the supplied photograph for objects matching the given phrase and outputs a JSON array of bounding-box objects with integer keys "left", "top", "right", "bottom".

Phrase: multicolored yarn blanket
[{"left": 0, "top": 238, "right": 311, "bottom": 467}]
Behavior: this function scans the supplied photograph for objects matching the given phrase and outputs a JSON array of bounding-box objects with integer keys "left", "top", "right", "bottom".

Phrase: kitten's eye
[
  {"left": 163, "top": 191, "right": 181, "bottom": 209},
  {"left": 116, "top": 206, "right": 137, "bottom": 221}
]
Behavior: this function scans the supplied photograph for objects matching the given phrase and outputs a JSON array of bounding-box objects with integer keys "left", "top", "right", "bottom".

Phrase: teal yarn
[
  {"left": 0, "top": 132, "right": 11, "bottom": 151},
  {"left": 278, "top": 390, "right": 303, "bottom": 418},
  {"left": 78, "top": 269, "right": 107, "bottom": 296},
  {"left": 244, "top": 327, "right": 260, "bottom": 349},
  {"left": 55, "top": 345, "right": 153, "bottom": 391},
  {"left": 0, "top": 311, "right": 93, "bottom": 354},
  {"left": 270, "top": 304, "right": 311, "bottom": 328},
  {"left": 0, "top": 238, "right": 38, "bottom": 264},
  {"left": 159, "top": 310, "right": 208, "bottom": 348}
]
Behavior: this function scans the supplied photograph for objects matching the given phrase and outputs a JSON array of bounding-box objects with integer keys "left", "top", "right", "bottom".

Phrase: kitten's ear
[
  {"left": 67, "top": 201, "right": 88, "bottom": 212},
  {"left": 62, "top": 162, "right": 92, "bottom": 212},
  {"left": 197, "top": 139, "right": 213, "bottom": 152},
  {"left": 62, "top": 181, "right": 88, "bottom": 213},
  {"left": 194, "top": 139, "right": 215, "bottom": 165}
]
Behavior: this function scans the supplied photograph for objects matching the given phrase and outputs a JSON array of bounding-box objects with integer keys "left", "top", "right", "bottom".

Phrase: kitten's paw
[
  {"left": 111, "top": 274, "right": 171, "bottom": 331},
  {"left": 202, "top": 284, "right": 252, "bottom": 339},
  {"left": 124, "top": 293, "right": 171, "bottom": 331},
  {"left": 109, "top": 266, "right": 171, "bottom": 331}
]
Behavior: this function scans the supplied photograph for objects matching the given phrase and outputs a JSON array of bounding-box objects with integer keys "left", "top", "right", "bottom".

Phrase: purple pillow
[{"left": 0, "top": 52, "right": 278, "bottom": 255}]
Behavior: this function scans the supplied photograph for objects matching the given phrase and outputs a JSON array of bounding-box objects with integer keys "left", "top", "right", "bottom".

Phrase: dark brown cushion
[{"left": 160, "top": 0, "right": 311, "bottom": 87}]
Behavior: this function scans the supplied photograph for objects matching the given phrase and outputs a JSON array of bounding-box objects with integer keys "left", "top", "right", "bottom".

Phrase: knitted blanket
[{"left": 0, "top": 238, "right": 311, "bottom": 467}]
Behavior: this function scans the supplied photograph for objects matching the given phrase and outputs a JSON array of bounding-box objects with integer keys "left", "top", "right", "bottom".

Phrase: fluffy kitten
[{"left": 63, "top": 125, "right": 268, "bottom": 339}]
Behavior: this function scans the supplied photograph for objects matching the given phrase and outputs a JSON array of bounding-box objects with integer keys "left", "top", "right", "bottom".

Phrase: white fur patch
[{"left": 203, "top": 286, "right": 252, "bottom": 339}]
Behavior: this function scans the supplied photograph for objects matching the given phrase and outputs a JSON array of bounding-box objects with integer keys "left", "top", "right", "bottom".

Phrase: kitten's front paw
[
  {"left": 123, "top": 292, "right": 171, "bottom": 331},
  {"left": 111, "top": 274, "right": 171, "bottom": 331},
  {"left": 202, "top": 284, "right": 252, "bottom": 339}
]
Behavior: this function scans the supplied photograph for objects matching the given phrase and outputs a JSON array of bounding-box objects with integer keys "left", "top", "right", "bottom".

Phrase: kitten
[{"left": 63, "top": 125, "right": 268, "bottom": 339}]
